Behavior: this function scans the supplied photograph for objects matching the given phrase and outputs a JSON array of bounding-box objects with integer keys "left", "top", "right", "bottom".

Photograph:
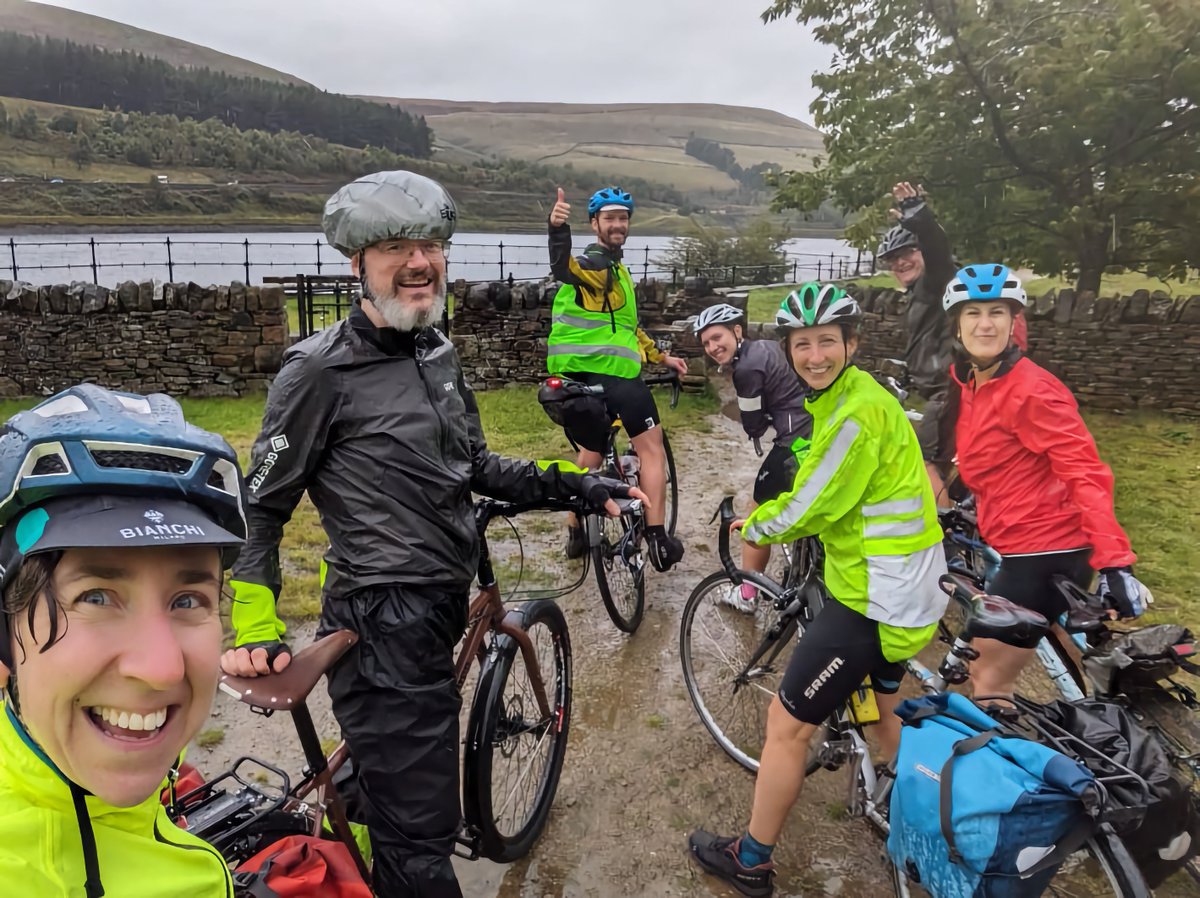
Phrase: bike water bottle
[
  {"left": 620, "top": 453, "right": 640, "bottom": 487},
  {"left": 848, "top": 678, "right": 880, "bottom": 724}
]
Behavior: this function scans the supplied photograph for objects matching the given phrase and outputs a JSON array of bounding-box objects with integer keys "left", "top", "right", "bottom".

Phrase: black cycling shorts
[
  {"left": 753, "top": 443, "right": 798, "bottom": 504},
  {"left": 778, "top": 598, "right": 905, "bottom": 725},
  {"left": 564, "top": 371, "right": 661, "bottom": 450},
  {"left": 988, "top": 548, "right": 1093, "bottom": 621}
]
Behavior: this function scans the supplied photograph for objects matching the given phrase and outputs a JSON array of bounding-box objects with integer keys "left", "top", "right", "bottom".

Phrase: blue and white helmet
[{"left": 943, "top": 264, "right": 1028, "bottom": 314}]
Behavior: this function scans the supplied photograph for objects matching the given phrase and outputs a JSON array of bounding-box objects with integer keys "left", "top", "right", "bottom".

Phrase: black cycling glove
[
  {"left": 577, "top": 472, "right": 633, "bottom": 513},
  {"left": 236, "top": 639, "right": 293, "bottom": 671}
]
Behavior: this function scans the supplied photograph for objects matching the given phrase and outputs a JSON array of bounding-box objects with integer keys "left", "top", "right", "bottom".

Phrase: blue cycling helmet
[
  {"left": 0, "top": 384, "right": 248, "bottom": 668},
  {"left": 587, "top": 186, "right": 635, "bottom": 219},
  {"left": 943, "top": 264, "right": 1028, "bottom": 314}
]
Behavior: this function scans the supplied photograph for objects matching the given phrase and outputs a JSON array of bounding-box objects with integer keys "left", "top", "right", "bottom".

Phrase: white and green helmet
[{"left": 776, "top": 282, "right": 861, "bottom": 331}]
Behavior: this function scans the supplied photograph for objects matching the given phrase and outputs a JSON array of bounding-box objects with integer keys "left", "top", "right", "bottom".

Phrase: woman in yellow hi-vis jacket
[
  {"left": 688, "top": 283, "right": 949, "bottom": 898},
  {"left": 0, "top": 385, "right": 242, "bottom": 897}
]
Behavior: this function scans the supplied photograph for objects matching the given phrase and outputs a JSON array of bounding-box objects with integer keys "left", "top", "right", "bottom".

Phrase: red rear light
[
  {"left": 546, "top": 377, "right": 563, "bottom": 389},
  {"left": 1172, "top": 643, "right": 1195, "bottom": 658}
]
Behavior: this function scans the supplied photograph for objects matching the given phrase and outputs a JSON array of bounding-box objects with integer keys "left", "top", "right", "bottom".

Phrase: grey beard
[{"left": 365, "top": 279, "right": 447, "bottom": 332}]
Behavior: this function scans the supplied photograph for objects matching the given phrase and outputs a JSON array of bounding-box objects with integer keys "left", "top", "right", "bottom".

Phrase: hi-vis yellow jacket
[
  {"left": 546, "top": 222, "right": 663, "bottom": 378},
  {"left": 745, "top": 365, "right": 949, "bottom": 661},
  {"left": 0, "top": 702, "right": 233, "bottom": 897}
]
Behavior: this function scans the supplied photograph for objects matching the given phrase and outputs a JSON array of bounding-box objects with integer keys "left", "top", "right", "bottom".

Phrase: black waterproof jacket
[
  {"left": 731, "top": 339, "right": 811, "bottom": 448},
  {"left": 898, "top": 202, "right": 958, "bottom": 401},
  {"left": 233, "top": 306, "right": 589, "bottom": 603}
]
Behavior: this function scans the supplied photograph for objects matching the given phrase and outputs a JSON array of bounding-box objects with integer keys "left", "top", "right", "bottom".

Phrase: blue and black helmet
[
  {"left": 0, "top": 384, "right": 248, "bottom": 668},
  {"left": 587, "top": 186, "right": 635, "bottom": 219},
  {"left": 942, "top": 264, "right": 1028, "bottom": 315}
]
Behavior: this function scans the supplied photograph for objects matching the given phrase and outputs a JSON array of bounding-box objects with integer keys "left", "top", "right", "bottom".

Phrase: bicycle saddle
[
  {"left": 220, "top": 630, "right": 358, "bottom": 711},
  {"left": 939, "top": 574, "right": 1049, "bottom": 649}
]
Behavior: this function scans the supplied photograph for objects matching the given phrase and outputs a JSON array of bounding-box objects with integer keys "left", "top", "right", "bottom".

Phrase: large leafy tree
[{"left": 763, "top": 0, "right": 1200, "bottom": 292}]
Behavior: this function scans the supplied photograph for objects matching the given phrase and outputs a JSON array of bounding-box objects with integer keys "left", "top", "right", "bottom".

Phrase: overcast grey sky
[{"left": 36, "top": 0, "right": 829, "bottom": 123}]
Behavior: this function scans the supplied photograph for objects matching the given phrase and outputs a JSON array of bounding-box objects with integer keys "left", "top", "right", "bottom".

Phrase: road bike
[
  {"left": 167, "top": 495, "right": 592, "bottom": 888},
  {"left": 681, "top": 497, "right": 1159, "bottom": 895},
  {"left": 540, "top": 371, "right": 680, "bottom": 633}
]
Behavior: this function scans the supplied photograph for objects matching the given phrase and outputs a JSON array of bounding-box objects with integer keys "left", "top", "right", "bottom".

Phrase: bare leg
[
  {"left": 741, "top": 499, "right": 771, "bottom": 578},
  {"left": 747, "top": 695, "right": 818, "bottom": 846},
  {"left": 630, "top": 427, "right": 666, "bottom": 528},
  {"left": 970, "top": 637, "right": 1034, "bottom": 702},
  {"left": 876, "top": 690, "right": 903, "bottom": 760},
  {"left": 566, "top": 446, "right": 604, "bottom": 529}
]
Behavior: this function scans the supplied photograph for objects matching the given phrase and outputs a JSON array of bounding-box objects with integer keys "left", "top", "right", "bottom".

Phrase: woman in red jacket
[{"left": 942, "top": 264, "right": 1153, "bottom": 698}]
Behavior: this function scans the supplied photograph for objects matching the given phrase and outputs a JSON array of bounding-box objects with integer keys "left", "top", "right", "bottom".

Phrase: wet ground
[
  {"left": 197, "top": 390, "right": 897, "bottom": 897},
  {"left": 195, "top": 388, "right": 1198, "bottom": 897}
]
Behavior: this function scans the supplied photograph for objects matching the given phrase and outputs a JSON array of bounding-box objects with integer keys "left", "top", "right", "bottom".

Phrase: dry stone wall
[
  {"left": 0, "top": 279, "right": 287, "bottom": 398},
  {"left": 451, "top": 277, "right": 1200, "bottom": 416}
]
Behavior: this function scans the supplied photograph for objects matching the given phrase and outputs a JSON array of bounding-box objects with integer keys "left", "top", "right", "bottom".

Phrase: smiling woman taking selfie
[
  {"left": 0, "top": 384, "right": 245, "bottom": 897},
  {"left": 941, "top": 264, "right": 1152, "bottom": 700}
]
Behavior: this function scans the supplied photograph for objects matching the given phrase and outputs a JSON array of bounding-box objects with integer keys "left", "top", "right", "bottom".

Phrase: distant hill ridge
[
  {"left": 0, "top": 0, "right": 308, "bottom": 85},
  {"left": 5, "top": 1, "right": 826, "bottom": 196}
]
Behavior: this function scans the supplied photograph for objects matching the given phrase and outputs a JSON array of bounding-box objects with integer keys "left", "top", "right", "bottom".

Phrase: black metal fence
[{"left": 3, "top": 235, "right": 871, "bottom": 288}]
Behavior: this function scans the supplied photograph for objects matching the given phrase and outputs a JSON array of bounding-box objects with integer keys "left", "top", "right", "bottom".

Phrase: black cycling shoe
[
  {"left": 565, "top": 525, "right": 586, "bottom": 560},
  {"left": 647, "top": 530, "right": 684, "bottom": 572},
  {"left": 688, "top": 830, "right": 775, "bottom": 897}
]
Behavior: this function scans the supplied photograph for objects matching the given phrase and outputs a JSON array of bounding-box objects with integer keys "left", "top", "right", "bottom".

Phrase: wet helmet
[
  {"left": 0, "top": 384, "right": 248, "bottom": 667},
  {"left": 876, "top": 225, "right": 919, "bottom": 261},
  {"left": 322, "top": 170, "right": 458, "bottom": 257},
  {"left": 692, "top": 303, "right": 743, "bottom": 335},
  {"left": 776, "top": 282, "right": 861, "bottom": 332},
  {"left": 943, "top": 264, "right": 1028, "bottom": 315},
  {"left": 587, "top": 187, "right": 635, "bottom": 219}
]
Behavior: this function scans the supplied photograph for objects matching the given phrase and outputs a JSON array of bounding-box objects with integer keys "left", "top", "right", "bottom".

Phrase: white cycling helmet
[
  {"left": 943, "top": 264, "right": 1027, "bottom": 314},
  {"left": 692, "top": 303, "right": 743, "bottom": 335}
]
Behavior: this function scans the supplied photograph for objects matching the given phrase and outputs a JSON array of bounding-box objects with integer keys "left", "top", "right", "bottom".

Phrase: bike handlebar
[{"left": 643, "top": 371, "right": 681, "bottom": 410}]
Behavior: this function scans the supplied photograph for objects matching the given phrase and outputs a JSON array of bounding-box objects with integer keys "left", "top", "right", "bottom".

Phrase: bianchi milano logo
[
  {"left": 250, "top": 434, "right": 290, "bottom": 493},
  {"left": 121, "top": 509, "right": 206, "bottom": 542}
]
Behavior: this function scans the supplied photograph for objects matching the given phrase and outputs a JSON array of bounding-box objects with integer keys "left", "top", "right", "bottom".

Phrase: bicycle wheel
[
  {"left": 661, "top": 429, "right": 678, "bottom": 537},
  {"left": 463, "top": 599, "right": 572, "bottom": 863},
  {"left": 680, "top": 571, "right": 800, "bottom": 772},
  {"left": 591, "top": 510, "right": 646, "bottom": 633}
]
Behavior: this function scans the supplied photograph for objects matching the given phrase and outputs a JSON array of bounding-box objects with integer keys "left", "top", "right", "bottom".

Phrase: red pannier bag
[{"left": 232, "top": 835, "right": 371, "bottom": 898}]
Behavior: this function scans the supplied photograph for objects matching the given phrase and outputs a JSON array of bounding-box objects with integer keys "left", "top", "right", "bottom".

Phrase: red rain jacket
[{"left": 951, "top": 352, "right": 1135, "bottom": 570}]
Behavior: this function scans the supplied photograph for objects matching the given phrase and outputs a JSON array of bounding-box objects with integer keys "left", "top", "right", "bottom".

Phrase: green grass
[
  {"left": 0, "top": 383, "right": 717, "bottom": 623},
  {"left": 1086, "top": 411, "right": 1199, "bottom": 625},
  {"left": 1023, "top": 272, "right": 1200, "bottom": 297},
  {"left": 195, "top": 727, "right": 225, "bottom": 749}
]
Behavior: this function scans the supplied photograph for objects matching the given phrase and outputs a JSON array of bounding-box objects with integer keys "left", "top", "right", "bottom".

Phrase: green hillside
[
  {"left": 0, "top": 0, "right": 306, "bottom": 84},
  {"left": 364, "top": 98, "right": 825, "bottom": 195}
]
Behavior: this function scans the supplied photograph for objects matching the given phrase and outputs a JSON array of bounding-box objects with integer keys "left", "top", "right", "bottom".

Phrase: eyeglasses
[
  {"left": 878, "top": 246, "right": 919, "bottom": 270},
  {"left": 375, "top": 239, "right": 449, "bottom": 262}
]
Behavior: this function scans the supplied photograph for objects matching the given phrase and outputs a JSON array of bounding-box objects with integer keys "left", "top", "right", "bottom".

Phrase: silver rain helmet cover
[{"left": 322, "top": 170, "right": 459, "bottom": 257}]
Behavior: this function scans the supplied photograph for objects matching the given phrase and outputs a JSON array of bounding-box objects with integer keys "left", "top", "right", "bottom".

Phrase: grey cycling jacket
[
  {"left": 731, "top": 338, "right": 812, "bottom": 448},
  {"left": 233, "top": 306, "right": 587, "bottom": 601}
]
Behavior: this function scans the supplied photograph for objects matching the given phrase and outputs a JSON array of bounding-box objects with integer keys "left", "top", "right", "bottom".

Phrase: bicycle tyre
[
  {"left": 680, "top": 570, "right": 800, "bottom": 772},
  {"left": 463, "top": 599, "right": 572, "bottom": 863},
  {"left": 661, "top": 429, "right": 678, "bottom": 537},
  {"left": 591, "top": 511, "right": 646, "bottom": 633}
]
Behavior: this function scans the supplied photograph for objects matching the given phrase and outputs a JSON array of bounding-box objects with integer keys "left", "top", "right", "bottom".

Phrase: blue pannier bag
[{"left": 887, "top": 693, "right": 1101, "bottom": 898}]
